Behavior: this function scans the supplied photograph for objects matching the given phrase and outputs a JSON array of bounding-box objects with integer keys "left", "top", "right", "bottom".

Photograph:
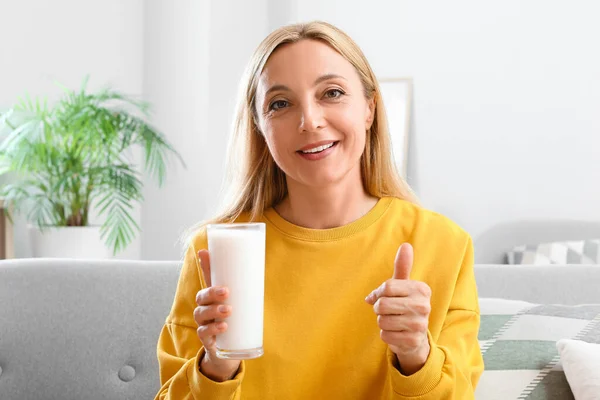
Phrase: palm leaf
[{"left": 91, "top": 164, "right": 142, "bottom": 254}]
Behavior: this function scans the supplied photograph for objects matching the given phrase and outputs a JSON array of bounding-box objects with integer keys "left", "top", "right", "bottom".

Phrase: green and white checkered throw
[{"left": 475, "top": 298, "right": 600, "bottom": 400}]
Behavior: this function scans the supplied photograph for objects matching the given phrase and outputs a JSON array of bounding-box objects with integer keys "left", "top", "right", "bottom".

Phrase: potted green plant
[{"left": 0, "top": 76, "right": 184, "bottom": 258}]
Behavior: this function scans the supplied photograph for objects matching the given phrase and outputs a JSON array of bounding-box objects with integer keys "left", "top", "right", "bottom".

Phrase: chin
[
  {"left": 285, "top": 158, "right": 362, "bottom": 190},
  {"left": 297, "top": 170, "right": 348, "bottom": 189}
]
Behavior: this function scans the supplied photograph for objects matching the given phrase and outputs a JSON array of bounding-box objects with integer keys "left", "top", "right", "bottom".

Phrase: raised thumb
[{"left": 393, "top": 243, "right": 414, "bottom": 280}]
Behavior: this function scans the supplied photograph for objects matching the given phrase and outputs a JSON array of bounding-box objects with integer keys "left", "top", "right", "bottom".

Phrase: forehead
[{"left": 257, "top": 39, "right": 358, "bottom": 91}]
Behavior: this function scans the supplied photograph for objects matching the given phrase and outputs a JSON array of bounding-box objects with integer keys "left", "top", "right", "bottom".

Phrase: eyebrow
[{"left": 264, "top": 74, "right": 347, "bottom": 97}]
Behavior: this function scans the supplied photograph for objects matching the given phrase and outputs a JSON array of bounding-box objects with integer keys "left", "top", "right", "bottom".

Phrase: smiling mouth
[{"left": 298, "top": 141, "right": 339, "bottom": 154}]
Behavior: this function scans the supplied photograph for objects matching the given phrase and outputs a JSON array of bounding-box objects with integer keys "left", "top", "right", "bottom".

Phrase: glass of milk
[{"left": 207, "top": 222, "right": 266, "bottom": 360}]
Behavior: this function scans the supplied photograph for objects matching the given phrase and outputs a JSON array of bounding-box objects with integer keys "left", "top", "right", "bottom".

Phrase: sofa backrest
[
  {"left": 0, "top": 258, "right": 180, "bottom": 400},
  {"left": 474, "top": 264, "right": 600, "bottom": 305},
  {"left": 473, "top": 219, "right": 600, "bottom": 264},
  {"left": 1, "top": 258, "right": 599, "bottom": 400}
]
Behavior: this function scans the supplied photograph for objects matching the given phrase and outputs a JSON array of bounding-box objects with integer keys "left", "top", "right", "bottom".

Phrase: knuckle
[
  {"left": 201, "top": 305, "right": 211, "bottom": 319},
  {"left": 424, "top": 302, "right": 432, "bottom": 315},
  {"left": 382, "top": 280, "right": 394, "bottom": 296},
  {"left": 193, "top": 306, "right": 202, "bottom": 323},
  {"left": 196, "top": 305, "right": 217, "bottom": 323},
  {"left": 380, "top": 330, "right": 397, "bottom": 344},
  {"left": 413, "top": 301, "right": 431, "bottom": 315},
  {"left": 419, "top": 283, "right": 432, "bottom": 297},
  {"left": 373, "top": 298, "right": 382, "bottom": 313},
  {"left": 196, "top": 288, "right": 211, "bottom": 305},
  {"left": 407, "top": 319, "right": 423, "bottom": 332},
  {"left": 403, "top": 319, "right": 415, "bottom": 331},
  {"left": 197, "top": 322, "right": 220, "bottom": 339},
  {"left": 196, "top": 324, "right": 208, "bottom": 338},
  {"left": 374, "top": 298, "right": 388, "bottom": 314}
]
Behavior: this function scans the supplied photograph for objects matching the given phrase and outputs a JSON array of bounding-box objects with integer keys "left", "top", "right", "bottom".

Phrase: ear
[{"left": 365, "top": 96, "right": 375, "bottom": 130}]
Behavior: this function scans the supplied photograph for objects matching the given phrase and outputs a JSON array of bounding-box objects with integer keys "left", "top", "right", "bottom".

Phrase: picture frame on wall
[{"left": 378, "top": 77, "right": 413, "bottom": 179}]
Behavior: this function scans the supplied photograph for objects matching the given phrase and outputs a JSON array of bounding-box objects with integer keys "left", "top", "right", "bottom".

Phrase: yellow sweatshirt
[{"left": 155, "top": 197, "right": 484, "bottom": 399}]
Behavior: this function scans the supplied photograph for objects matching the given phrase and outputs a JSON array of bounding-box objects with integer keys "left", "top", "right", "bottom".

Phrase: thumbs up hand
[{"left": 365, "top": 243, "right": 432, "bottom": 375}]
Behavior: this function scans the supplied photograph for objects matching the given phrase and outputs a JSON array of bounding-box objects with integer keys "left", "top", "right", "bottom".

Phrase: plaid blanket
[{"left": 475, "top": 298, "right": 600, "bottom": 400}]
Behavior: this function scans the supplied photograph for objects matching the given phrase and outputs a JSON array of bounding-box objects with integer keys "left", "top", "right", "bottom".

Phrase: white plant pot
[{"left": 28, "top": 225, "right": 112, "bottom": 259}]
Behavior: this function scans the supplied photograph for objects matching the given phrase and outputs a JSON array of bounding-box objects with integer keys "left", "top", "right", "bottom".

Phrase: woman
[{"left": 155, "top": 21, "right": 484, "bottom": 399}]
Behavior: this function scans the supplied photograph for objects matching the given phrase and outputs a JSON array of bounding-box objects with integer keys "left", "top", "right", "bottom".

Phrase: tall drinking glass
[{"left": 206, "top": 223, "right": 266, "bottom": 359}]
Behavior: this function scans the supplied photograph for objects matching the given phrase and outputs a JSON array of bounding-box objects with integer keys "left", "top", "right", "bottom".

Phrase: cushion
[
  {"left": 556, "top": 339, "right": 600, "bottom": 400},
  {"left": 506, "top": 239, "right": 600, "bottom": 265},
  {"left": 475, "top": 298, "right": 600, "bottom": 400}
]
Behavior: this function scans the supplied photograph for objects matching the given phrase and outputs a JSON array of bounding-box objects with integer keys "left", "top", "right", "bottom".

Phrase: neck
[{"left": 274, "top": 173, "right": 379, "bottom": 230}]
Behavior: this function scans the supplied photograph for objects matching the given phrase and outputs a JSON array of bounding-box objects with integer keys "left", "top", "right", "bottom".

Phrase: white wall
[
  {"left": 141, "top": 0, "right": 268, "bottom": 260},
  {"left": 290, "top": 0, "right": 600, "bottom": 239},
  {"left": 0, "top": 0, "right": 144, "bottom": 259},
  {"left": 141, "top": 0, "right": 211, "bottom": 260}
]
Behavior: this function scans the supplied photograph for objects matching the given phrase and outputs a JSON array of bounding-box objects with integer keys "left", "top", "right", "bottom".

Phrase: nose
[{"left": 298, "top": 100, "right": 325, "bottom": 133}]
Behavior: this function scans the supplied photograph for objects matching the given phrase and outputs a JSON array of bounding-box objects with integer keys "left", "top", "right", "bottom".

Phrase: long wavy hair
[{"left": 184, "top": 21, "right": 417, "bottom": 245}]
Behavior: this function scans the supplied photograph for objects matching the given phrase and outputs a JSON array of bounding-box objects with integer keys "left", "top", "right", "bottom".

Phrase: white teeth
[{"left": 301, "top": 142, "right": 335, "bottom": 154}]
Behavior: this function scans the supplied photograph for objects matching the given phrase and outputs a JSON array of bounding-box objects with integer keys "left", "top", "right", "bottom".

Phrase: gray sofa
[{"left": 1, "top": 258, "right": 599, "bottom": 400}]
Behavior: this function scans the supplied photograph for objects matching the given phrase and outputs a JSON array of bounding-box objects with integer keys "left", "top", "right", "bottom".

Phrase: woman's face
[{"left": 255, "top": 39, "right": 375, "bottom": 189}]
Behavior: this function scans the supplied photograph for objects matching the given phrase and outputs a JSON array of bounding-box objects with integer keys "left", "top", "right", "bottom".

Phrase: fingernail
[
  {"left": 215, "top": 287, "right": 226, "bottom": 295},
  {"left": 218, "top": 305, "right": 229, "bottom": 313}
]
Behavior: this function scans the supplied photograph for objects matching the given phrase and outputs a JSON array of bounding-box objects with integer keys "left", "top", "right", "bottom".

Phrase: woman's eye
[
  {"left": 269, "top": 100, "right": 288, "bottom": 111},
  {"left": 324, "top": 89, "right": 344, "bottom": 99}
]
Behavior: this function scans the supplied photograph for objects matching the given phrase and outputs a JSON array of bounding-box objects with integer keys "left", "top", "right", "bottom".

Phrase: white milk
[{"left": 207, "top": 223, "right": 266, "bottom": 359}]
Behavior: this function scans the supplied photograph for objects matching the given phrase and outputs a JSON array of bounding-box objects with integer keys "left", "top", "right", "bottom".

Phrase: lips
[
  {"left": 296, "top": 141, "right": 339, "bottom": 161},
  {"left": 297, "top": 140, "right": 338, "bottom": 154},
  {"left": 299, "top": 142, "right": 335, "bottom": 154}
]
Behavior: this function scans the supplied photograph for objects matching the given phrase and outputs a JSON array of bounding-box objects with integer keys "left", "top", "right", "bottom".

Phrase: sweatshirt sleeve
[
  {"left": 154, "top": 240, "right": 245, "bottom": 400},
  {"left": 386, "top": 234, "right": 484, "bottom": 399}
]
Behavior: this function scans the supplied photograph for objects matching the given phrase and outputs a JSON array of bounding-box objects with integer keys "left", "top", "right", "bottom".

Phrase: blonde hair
[{"left": 184, "top": 21, "right": 417, "bottom": 246}]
